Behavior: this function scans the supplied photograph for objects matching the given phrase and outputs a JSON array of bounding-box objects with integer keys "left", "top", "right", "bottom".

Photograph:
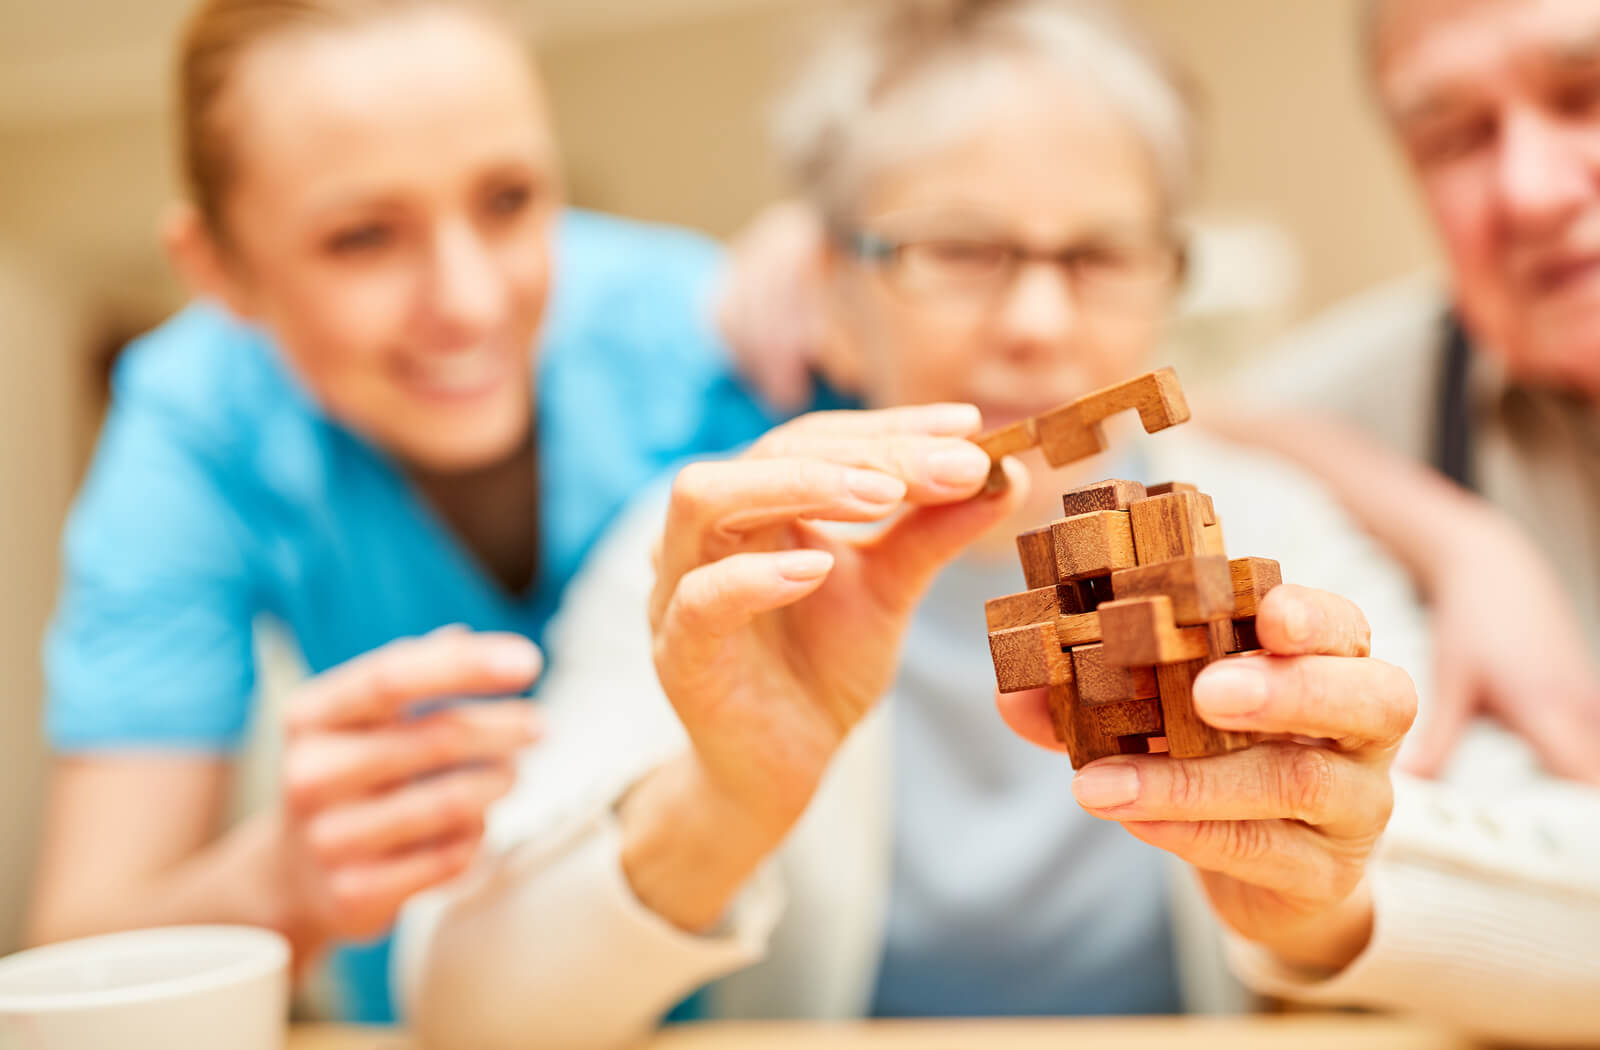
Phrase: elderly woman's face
[{"left": 832, "top": 62, "right": 1179, "bottom": 432}]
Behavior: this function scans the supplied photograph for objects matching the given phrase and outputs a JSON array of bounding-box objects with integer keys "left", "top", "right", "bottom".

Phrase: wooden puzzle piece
[
  {"left": 1072, "top": 644, "right": 1159, "bottom": 702},
  {"left": 1016, "top": 526, "right": 1060, "bottom": 590},
  {"left": 1229, "top": 556, "right": 1283, "bottom": 618},
  {"left": 1061, "top": 479, "right": 1148, "bottom": 517},
  {"left": 1093, "top": 698, "right": 1164, "bottom": 737},
  {"left": 1128, "top": 490, "right": 1209, "bottom": 564},
  {"left": 971, "top": 368, "right": 1191, "bottom": 474},
  {"left": 989, "top": 622, "right": 1071, "bottom": 693},
  {"left": 1111, "top": 555, "right": 1235, "bottom": 625},
  {"left": 1032, "top": 369, "right": 1190, "bottom": 468},
  {"left": 1051, "top": 511, "right": 1137, "bottom": 582},
  {"left": 1228, "top": 617, "right": 1260, "bottom": 653},
  {"left": 985, "top": 585, "right": 1079, "bottom": 632},
  {"left": 1054, "top": 611, "right": 1104, "bottom": 648},
  {"left": 1097, "top": 596, "right": 1210, "bottom": 666},
  {"left": 1157, "top": 623, "right": 1255, "bottom": 759},
  {"left": 1045, "top": 677, "right": 1123, "bottom": 768}
]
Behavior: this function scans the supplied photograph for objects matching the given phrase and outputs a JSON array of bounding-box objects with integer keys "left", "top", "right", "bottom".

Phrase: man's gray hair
[{"left": 772, "top": 0, "right": 1199, "bottom": 224}]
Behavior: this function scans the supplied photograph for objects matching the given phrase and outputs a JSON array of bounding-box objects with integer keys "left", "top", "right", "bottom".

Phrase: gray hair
[{"left": 772, "top": 0, "right": 1199, "bottom": 225}]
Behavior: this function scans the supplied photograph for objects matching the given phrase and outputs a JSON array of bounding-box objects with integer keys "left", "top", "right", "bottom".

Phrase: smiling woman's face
[
  {"left": 829, "top": 59, "right": 1178, "bottom": 433},
  {"left": 209, "top": 6, "right": 559, "bottom": 472}
]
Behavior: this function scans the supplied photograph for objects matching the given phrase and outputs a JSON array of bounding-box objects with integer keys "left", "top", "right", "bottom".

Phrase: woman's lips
[{"left": 394, "top": 348, "right": 512, "bottom": 403}]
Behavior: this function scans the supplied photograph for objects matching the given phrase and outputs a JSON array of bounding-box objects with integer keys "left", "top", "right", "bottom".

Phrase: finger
[
  {"left": 1395, "top": 662, "right": 1476, "bottom": 778},
  {"left": 747, "top": 434, "right": 995, "bottom": 506},
  {"left": 1255, "top": 585, "right": 1372, "bottom": 657},
  {"left": 284, "top": 702, "right": 541, "bottom": 812},
  {"left": 656, "top": 550, "right": 834, "bottom": 670},
  {"left": 1070, "top": 743, "right": 1392, "bottom": 840},
  {"left": 304, "top": 763, "right": 516, "bottom": 864},
  {"left": 995, "top": 686, "right": 1069, "bottom": 753},
  {"left": 861, "top": 456, "right": 1029, "bottom": 612},
  {"left": 755, "top": 403, "right": 982, "bottom": 445},
  {"left": 1192, "top": 653, "right": 1417, "bottom": 752},
  {"left": 326, "top": 826, "right": 483, "bottom": 941},
  {"left": 1503, "top": 694, "right": 1600, "bottom": 786},
  {"left": 1119, "top": 818, "right": 1356, "bottom": 904},
  {"left": 288, "top": 632, "right": 542, "bottom": 732}
]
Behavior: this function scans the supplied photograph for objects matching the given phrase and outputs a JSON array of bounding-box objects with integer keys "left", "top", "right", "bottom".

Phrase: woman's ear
[{"left": 161, "top": 201, "right": 257, "bottom": 320}]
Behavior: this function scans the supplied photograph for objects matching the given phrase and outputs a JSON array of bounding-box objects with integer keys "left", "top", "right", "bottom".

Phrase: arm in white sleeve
[
  {"left": 1229, "top": 766, "right": 1600, "bottom": 1047},
  {"left": 392, "top": 488, "right": 787, "bottom": 1050}
]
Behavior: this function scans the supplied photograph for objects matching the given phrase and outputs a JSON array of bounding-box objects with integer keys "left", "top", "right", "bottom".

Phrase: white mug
[{"left": 0, "top": 925, "right": 289, "bottom": 1050}]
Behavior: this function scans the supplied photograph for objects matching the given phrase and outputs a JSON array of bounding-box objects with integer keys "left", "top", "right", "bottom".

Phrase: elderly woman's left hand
[{"left": 1000, "top": 584, "right": 1417, "bottom": 971}]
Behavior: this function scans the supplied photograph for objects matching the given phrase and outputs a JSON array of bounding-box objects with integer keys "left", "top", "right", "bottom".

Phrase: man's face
[{"left": 1379, "top": 0, "right": 1600, "bottom": 396}]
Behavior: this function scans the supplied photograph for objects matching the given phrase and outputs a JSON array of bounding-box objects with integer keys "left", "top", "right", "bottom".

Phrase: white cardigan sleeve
[
  {"left": 1227, "top": 762, "right": 1600, "bottom": 1046},
  {"left": 391, "top": 488, "right": 786, "bottom": 1050}
]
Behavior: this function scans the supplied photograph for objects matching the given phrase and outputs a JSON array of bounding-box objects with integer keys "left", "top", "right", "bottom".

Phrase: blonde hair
[
  {"left": 175, "top": 0, "right": 512, "bottom": 232},
  {"left": 772, "top": 0, "right": 1199, "bottom": 224}
]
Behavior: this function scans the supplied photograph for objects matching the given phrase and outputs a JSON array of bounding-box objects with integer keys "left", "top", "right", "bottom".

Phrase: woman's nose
[
  {"left": 427, "top": 220, "right": 508, "bottom": 337},
  {"left": 993, "top": 258, "right": 1080, "bottom": 354}
]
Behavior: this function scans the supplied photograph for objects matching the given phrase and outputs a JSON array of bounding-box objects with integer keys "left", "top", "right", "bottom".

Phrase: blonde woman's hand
[
  {"left": 1000, "top": 585, "right": 1417, "bottom": 970},
  {"left": 274, "top": 626, "right": 541, "bottom": 959}
]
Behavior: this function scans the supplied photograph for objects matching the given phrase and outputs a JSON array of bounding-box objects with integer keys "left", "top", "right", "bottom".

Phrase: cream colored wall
[{"left": 0, "top": 0, "right": 1440, "bottom": 956}]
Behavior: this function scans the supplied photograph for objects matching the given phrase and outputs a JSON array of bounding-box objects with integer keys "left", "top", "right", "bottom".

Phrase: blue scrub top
[{"left": 43, "top": 209, "right": 795, "bottom": 1021}]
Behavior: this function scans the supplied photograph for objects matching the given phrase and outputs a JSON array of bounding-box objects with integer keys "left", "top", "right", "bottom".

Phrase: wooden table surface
[{"left": 290, "top": 1015, "right": 1483, "bottom": 1050}]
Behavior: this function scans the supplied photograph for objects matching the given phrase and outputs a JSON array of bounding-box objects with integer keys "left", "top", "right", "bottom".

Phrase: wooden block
[
  {"left": 1094, "top": 698, "right": 1165, "bottom": 737},
  {"left": 975, "top": 418, "right": 1038, "bottom": 460},
  {"left": 1228, "top": 617, "right": 1260, "bottom": 653},
  {"left": 1054, "top": 610, "right": 1104, "bottom": 647},
  {"left": 1229, "top": 557, "right": 1284, "bottom": 618},
  {"left": 1202, "top": 521, "right": 1226, "bottom": 557},
  {"left": 1050, "top": 511, "right": 1137, "bottom": 582},
  {"left": 1097, "top": 596, "right": 1210, "bottom": 666},
  {"left": 1034, "top": 408, "right": 1109, "bottom": 466},
  {"left": 1155, "top": 622, "right": 1253, "bottom": 759},
  {"left": 1061, "top": 479, "right": 1147, "bottom": 517},
  {"left": 1111, "top": 555, "right": 1234, "bottom": 625},
  {"left": 1072, "top": 643, "right": 1159, "bottom": 702},
  {"left": 989, "top": 622, "right": 1070, "bottom": 693},
  {"left": 1128, "top": 491, "right": 1208, "bottom": 564},
  {"left": 1016, "top": 527, "right": 1059, "bottom": 590},
  {"left": 1046, "top": 677, "right": 1123, "bottom": 769},
  {"left": 986, "top": 586, "right": 1063, "bottom": 632},
  {"left": 1144, "top": 481, "right": 1198, "bottom": 497}
]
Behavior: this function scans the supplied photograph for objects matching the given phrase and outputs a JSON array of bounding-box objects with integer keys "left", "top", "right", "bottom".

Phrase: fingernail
[
  {"left": 1193, "top": 662, "right": 1268, "bottom": 720},
  {"left": 1072, "top": 763, "right": 1140, "bottom": 809},
  {"left": 1282, "top": 596, "right": 1313, "bottom": 645},
  {"left": 924, "top": 444, "right": 992, "bottom": 489},
  {"left": 920, "top": 403, "right": 983, "bottom": 435},
  {"left": 846, "top": 469, "right": 907, "bottom": 505},
  {"left": 488, "top": 640, "right": 542, "bottom": 680},
  {"left": 777, "top": 549, "right": 834, "bottom": 581}
]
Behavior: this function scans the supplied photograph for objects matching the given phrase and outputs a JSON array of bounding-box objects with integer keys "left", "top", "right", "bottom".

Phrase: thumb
[
  {"left": 862, "top": 456, "right": 1029, "bottom": 612},
  {"left": 1397, "top": 658, "right": 1476, "bottom": 778}
]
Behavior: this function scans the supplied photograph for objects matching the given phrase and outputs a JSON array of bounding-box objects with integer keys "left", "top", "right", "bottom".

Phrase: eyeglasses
[{"left": 842, "top": 226, "right": 1185, "bottom": 313}]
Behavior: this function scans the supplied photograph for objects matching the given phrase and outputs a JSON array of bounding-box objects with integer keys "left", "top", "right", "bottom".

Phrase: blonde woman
[
  {"left": 400, "top": 1, "right": 1600, "bottom": 1046},
  {"left": 27, "top": 0, "right": 802, "bottom": 1022}
]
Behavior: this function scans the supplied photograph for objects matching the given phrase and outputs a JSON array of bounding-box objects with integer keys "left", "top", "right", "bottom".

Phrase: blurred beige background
[{"left": 0, "top": 0, "right": 1436, "bottom": 957}]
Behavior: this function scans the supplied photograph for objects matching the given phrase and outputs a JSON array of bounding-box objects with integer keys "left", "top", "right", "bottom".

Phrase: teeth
[{"left": 409, "top": 352, "right": 501, "bottom": 395}]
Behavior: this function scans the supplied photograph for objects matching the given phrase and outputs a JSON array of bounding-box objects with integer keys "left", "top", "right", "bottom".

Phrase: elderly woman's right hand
[
  {"left": 274, "top": 626, "right": 542, "bottom": 960},
  {"left": 622, "top": 406, "right": 1025, "bottom": 929}
]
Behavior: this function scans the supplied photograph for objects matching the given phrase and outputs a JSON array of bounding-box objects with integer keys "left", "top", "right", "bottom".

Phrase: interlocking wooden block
[
  {"left": 1229, "top": 557, "right": 1283, "bottom": 618},
  {"left": 1093, "top": 698, "right": 1165, "bottom": 737},
  {"left": 1054, "top": 611, "right": 1104, "bottom": 648},
  {"left": 1144, "top": 481, "right": 1197, "bottom": 497},
  {"left": 1032, "top": 370, "right": 1191, "bottom": 468},
  {"left": 985, "top": 586, "right": 1080, "bottom": 632},
  {"left": 1016, "top": 526, "right": 1060, "bottom": 590},
  {"left": 1050, "top": 511, "right": 1136, "bottom": 582},
  {"left": 1128, "top": 490, "right": 1209, "bottom": 564},
  {"left": 1061, "top": 479, "right": 1148, "bottom": 517},
  {"left": 1046, "top": 677, "right": 1122, "bottom": 767},
  {"left": 975, "top": 418, "right": 1037, "bottom": 461},
  {"left": 1097, "top": 596, "right": 1210, "bottom": 666},
  {"left": 1111, "top": 555, "right": 1234, "bottom": 625},
  {"left": 1202, "top": 521, "right": 1226, "bottom": 557},
  {"left": 1072, "top": 643, "right": 1159, "bottom": 702},
  {"left": 1228, "top": 617, "right": 1261, "bottom": 653},
  {"left": 989, "top": 622, "right": 1070, "bottom": 693},
  {"left": 1157, "top": 623, "right": 1254, "bottom": 759}
]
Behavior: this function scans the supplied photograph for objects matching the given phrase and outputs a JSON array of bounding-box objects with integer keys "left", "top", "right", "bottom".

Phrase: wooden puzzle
[{"left": 977, "top": 368, "right": 1283, "bottom": 769}]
